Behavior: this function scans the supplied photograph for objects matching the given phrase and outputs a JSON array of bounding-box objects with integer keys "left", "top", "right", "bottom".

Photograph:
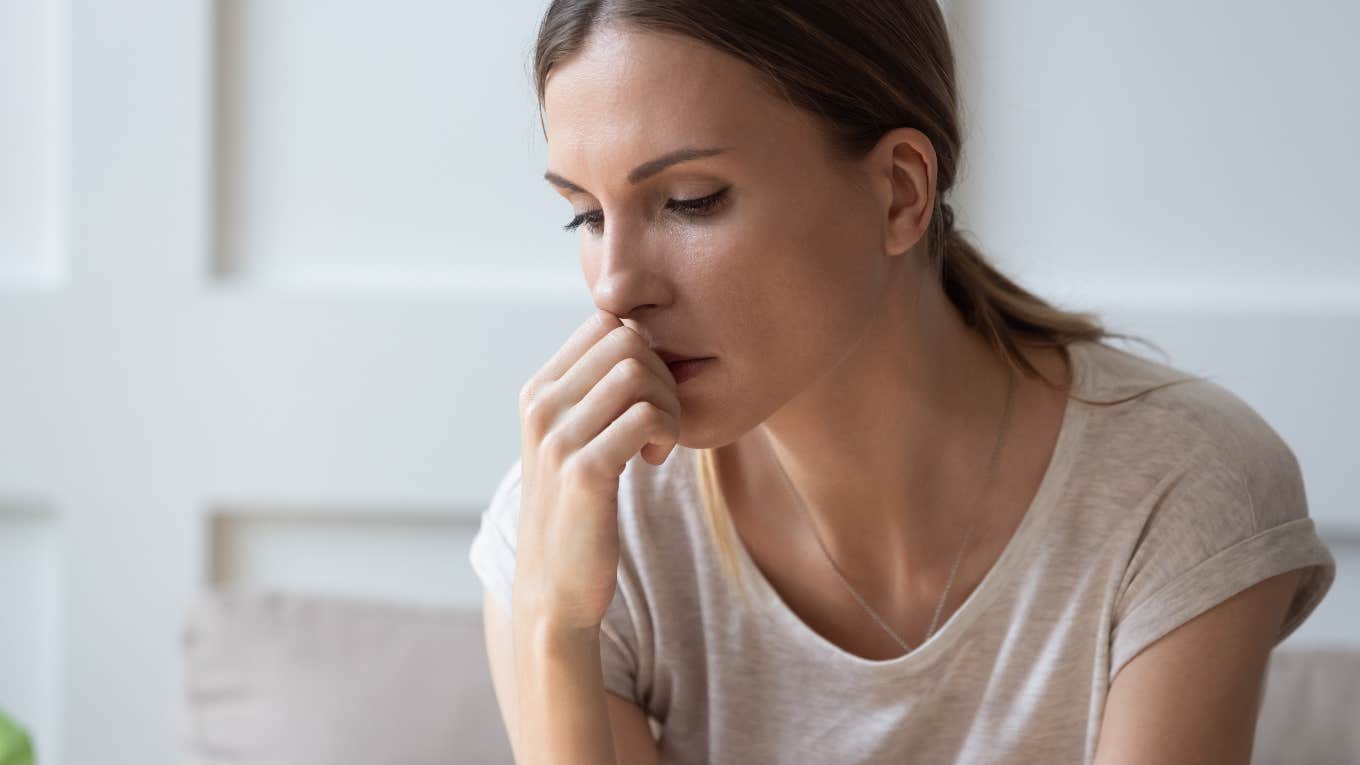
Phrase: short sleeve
[
  {"left": 467, "top": 455, "right": 648, "bottom": 707},
  {"left": 599, "top": 578, "right": 647, "bottom": 706},
  {"left": 467, "top": 457, "right": 524, "bottom": 617},
  {"left": 1109, "top": 440, "right": 1337, "bottom": 684}
]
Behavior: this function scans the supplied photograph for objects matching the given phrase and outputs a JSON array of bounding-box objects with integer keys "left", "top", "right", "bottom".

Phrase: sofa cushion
[
  {"left": 178, "top": 589, "right": 513, "bottom": 765},
  {"left": 1254, "top": 645, "right": 1360, "bottom": 764}
]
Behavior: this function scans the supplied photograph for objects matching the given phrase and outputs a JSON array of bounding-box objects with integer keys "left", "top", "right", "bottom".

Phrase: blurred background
[{"left": 0, "top": 1, "right": 1356, "bottom": 763}]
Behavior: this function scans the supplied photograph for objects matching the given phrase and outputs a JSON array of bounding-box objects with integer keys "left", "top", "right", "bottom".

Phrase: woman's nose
[{"left": 588, "top": 232, "right": 670, "bottom": 320}]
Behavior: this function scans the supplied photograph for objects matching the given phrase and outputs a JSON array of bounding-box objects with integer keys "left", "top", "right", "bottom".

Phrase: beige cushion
[
  {"left": 177, "top": 589, "right": 513, "bottom": 765},
  {"left": 1254, "top": 646, "right": 1360, "bottom": 764}
]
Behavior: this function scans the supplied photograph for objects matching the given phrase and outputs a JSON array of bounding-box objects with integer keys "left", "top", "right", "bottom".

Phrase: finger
[
  {"left": 558, "top": 325, "right": 676, "bottom": 411},
  {"left": 556, "top": 355, "right": 682, "bottom": 453},
  {"left": 640, "top": 440, "right": 677, "bottom": 465},
  {"left": 538, "top": 308, "right": 624, "bottom": 383},
  {"left": 581, "top": 400, "right": 679, "bottom": 480}
]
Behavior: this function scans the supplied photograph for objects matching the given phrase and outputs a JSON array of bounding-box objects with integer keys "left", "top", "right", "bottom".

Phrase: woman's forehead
[{"left": 543, "top": 30, "right": 776, "bottom": 134}]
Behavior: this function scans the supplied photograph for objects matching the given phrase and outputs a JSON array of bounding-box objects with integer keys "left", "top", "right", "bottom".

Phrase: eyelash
[{"left": 562, "top": 187, "right": 731, "bottom": 234}]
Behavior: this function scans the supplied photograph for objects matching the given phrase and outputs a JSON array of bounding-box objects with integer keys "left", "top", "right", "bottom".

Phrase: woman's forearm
[{"left": 513, "top": 605, "right": 618, "bottom": 764}]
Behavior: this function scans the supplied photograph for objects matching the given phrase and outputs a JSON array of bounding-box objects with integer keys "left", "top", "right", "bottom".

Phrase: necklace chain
[{"left": 764, "top": 364, "right": 1017, "bottom": 654}]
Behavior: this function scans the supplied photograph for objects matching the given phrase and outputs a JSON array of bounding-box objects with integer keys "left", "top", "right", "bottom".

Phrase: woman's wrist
[
  {"left": 513, "top": 589, "right": 604, "bottom": 650},
  {"left": 511, "top": 594, "right": 617, "bottom": 764}
]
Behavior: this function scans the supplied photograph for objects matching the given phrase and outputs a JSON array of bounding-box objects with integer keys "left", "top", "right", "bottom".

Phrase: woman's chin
[{"left": 675, "top": 411, "right": 752, "bottom": 452}]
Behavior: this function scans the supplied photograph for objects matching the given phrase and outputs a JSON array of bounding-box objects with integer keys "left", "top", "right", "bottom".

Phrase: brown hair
[{"left": 531, "top": 0, "right": 1203, "bottom": 604}]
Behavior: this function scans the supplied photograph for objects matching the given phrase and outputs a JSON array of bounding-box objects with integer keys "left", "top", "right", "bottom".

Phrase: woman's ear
[{"left": 868, "top": 127, "right": 936, "bottom": 259}]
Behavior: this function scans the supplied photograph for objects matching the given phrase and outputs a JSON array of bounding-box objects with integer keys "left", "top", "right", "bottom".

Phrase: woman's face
[{"left": 542, "top": 26, "right": 931, "bottom": 449}]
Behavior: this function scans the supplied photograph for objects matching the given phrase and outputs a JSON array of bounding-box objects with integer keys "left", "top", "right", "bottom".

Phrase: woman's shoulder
[
  {"left": 1076, "top": 340, "right": 1305, "bottom": 526},
  {"left": 1084, "top": 340, "right": 1290, "bottom": 452}
]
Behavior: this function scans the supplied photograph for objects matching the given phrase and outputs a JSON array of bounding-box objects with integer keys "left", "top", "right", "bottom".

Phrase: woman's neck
[{"left": 731, "top": 278, "right": 1070, "bottom": 604}]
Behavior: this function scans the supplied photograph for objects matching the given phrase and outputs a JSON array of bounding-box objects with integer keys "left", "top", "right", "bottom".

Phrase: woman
[{"left": 469, "top": 2, "right": 1337, "bottom": 763}]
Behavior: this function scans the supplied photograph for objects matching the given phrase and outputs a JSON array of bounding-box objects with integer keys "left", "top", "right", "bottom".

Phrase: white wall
[
  {"left": 0, "top": 1, "right": 1355, "bottom": 762},
  {"left": 944, "top": 0, "right": 1360, "bottom": 644}
]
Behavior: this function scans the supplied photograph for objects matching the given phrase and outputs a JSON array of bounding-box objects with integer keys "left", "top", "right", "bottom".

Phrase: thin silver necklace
[{"left": 764, "top": 362, "right": 1017, "bottom": 654}]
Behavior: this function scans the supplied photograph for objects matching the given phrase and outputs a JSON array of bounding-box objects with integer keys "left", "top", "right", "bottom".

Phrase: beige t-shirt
[{"left": 468, "top": 338, "right": 1336, "bottom": 764}]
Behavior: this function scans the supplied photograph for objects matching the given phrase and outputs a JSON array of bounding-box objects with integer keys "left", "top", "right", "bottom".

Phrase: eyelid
[{"left": 561, "top": 186, "right": 730, "bottom": 233}]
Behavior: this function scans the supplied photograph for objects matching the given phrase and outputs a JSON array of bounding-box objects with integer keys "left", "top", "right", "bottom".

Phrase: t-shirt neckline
[{"left": 714, "top": 340, "right": 1096, "bottom": 676}]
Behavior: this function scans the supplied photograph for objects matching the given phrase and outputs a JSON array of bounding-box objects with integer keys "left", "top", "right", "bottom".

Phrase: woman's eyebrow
[{"left": 543, "top": 145, "right": 730, "bottom": 193}]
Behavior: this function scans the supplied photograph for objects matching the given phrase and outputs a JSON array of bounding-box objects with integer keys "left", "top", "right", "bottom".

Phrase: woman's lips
[{"left": 665, "top": 357, "right": 714, "bottom": 384}]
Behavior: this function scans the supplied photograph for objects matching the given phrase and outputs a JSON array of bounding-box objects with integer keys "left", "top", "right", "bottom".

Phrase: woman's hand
[{"left": 513, "top": 308, "right": 681, "bottom": 633}]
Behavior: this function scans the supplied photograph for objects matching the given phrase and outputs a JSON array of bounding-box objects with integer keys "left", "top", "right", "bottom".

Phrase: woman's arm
[
  {"left": 512, "top": 597, "right": 620, "bottom": 764},
  {"left": 1092, "top": 569, "right": 1302, "bottom": 764},
  {"left": 485, "top": 590, "right": 662, "bottom": 765}
]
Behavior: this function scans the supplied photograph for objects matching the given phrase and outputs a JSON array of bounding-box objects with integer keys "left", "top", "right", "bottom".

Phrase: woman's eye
[
  {"left": 562, "top": 210, "right": 603, "bottom": 235},
  {"left": 562, "top": 187, "right": 731, "bottom": 235}
]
